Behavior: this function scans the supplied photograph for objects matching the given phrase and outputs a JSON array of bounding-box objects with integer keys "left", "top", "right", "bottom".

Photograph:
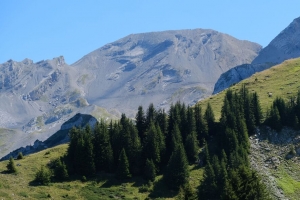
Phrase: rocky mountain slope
[
  {"left": 1, "top": 113, "right": 97, "bottom": 161},
  {"left": 213, "top": 16, "right": 300, "bottom": 94},
  {"left": 0, "top": 57, "right": 115, "bottom": 158},
  {"left": 0, "top": 29, "right": 261, "bottom": 157},
  {"left": 72, "top": 29, "right": 261, "bottom": 116}
]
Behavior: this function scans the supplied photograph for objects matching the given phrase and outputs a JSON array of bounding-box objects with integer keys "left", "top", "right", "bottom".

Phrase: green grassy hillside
[
  {"left": 199, "top": 57, "right": 300, "bottom": 120},
  {"left": 0, "top": 144, "right": 203, "bottom": 199}
]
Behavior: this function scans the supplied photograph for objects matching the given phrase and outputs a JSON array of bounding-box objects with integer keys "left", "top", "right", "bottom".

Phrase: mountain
[
  {"left": 72, "top": 29, "right": 261, "bottom": 117},
  {"left": 0, "top": 29, "right": 261, "bottom": 157},
  {"left": 213, "top": 16, "right": 300, "bottom": 94},
  {"left": 0, "top": 57, "right": 115, "bottom": 158},
  {"left": 1, "top": 113, "right": 97, "bottom": 161}
]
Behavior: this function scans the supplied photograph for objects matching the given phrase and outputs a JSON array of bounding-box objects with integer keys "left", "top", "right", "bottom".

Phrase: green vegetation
[
  {"left": 199, "top": 57, "right": 300, "bottom": 120},
  {"left": 2, "top": 58, "right": 300, "bottom": 199},
  {"left": 6, "top": 156, "right": 17, "bottom": 173}
]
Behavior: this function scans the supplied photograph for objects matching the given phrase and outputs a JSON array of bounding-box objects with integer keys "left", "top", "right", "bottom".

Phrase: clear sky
[{"left": 1, "top": 1, "right": 299, "bottom": 65}]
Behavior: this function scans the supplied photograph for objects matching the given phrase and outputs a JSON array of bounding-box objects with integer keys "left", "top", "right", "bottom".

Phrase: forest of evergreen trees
[{"left": 37, "top": 86, "right": 300, "bottom": 199}]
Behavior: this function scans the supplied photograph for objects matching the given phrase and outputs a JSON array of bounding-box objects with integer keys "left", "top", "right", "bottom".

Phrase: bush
[{"left": 35, "top": 165, "right": 51, "bottom": 185}]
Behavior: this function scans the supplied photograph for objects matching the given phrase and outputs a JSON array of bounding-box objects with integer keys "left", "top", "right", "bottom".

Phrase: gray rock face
[
  {"left": 213, "top": 17, "right": 300, "bottom": 94},
  {"left": 72, "top": 29, "right": 261, "bottom": 116},
  {"left": 0, "top": 56, "right": 92, "bottom": 157}
]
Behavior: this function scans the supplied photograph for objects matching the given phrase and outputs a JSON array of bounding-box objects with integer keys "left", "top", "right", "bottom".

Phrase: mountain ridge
[{"left": 213, "top": 16, "right": 300, "bottom": 94}]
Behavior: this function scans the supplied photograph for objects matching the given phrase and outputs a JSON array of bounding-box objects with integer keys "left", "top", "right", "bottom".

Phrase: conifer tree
[
  {"left": 252, "top": 92, "right": 263, "bottom": 126},
  {"left": 194, "top": 104, "right": 208, "bottom": 146},
  {"left": 142, "top": 122, "right": 160, "bottom": 165},
  {"left": 146, "top": 103, "right": 156, "bottom": 127},
  {"left": 155, "top": 109, "right": 168, "bottom": 136},
  {"left": 155, "top": 124, "right": 166, "bottom": 166},
  {"left": 17, "top": 152, "right": 24, "bottom": 160},
  {"left": 93, "top": 121, "right": 114, "bottom": 172},
  {"left": 116, "top": 148, "right": 131, "bottom": 179},
  {"left": 164, "top": 144, "right": 189, "bottom": 190},
  {"left": 185, "top": 132, "right": 199, "bottom": 164},
  {"left": 136, "top": 106, "right": 146, "bottom": 142},
  {"left": 144, "top": 159, "right": 156, "bottom": 182},
  {"left": 35, "top": 165, "right": 51, "bottom": 185},
  {"left": 53, "top": 159, "right": 69, "bottom": 181},
  {"left": 199, "top": 161, "right": 218, "bottom": 199},
  {"left": 81, "top": 126, "right": 96, "bottom": 176},
  {"left": 204, "top": 102, "right": 215, "bottom": 135},
  {"left": 6, "top": 156, "right": 17, "bottom": 173}
]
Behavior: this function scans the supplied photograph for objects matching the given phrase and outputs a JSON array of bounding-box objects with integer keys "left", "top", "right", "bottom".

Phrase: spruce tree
[
  {"left": 194, "top": 104, "right": 208, "bottom": 146},
  {"left": 144, "top": 159, "right": 156, "bottom": 181},
  {"left": 17, "top": 152, "right": 24, "bottom": 159},
  {"left": 136, "top": 106, "right": 146, "bottom": 142},
  {"left": 116, "top": 148, "right": 131, "bottom": 179},
  {"left": 6, "top": 156, "right": 17, "bottom": 173},
  {"left": 164, "top": 144, "right": 189, "bottom": 190},
  {"left": 35, "top": 165, "right": 51, "bottom": 185},
  {"left": 54, "top": 159, "right": 69, "bottom": 181},
  {"left": 185, "top": 132, "right": 199, "bottom": 164},
  {"left": 142, "top": 122, "right": 160, "bottom": 165},
  {"left": 252, "top": 92, "right": 263, "bottom": 126},
  {"left": 204, "top": 102, "right": 215, "bottom": 135}
]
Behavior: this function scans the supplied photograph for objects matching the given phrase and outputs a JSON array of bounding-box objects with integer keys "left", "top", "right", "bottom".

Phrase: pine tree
[
  {"left": 204, "top": 102, "right": 215, "bottom": 135},
  {"left": 185, "top": 132, "right": 199, "bottom": 164},
  {"left": 164, "top": 144, "right": 189, "bottom": 190},
  {"left": 142, "top": 122, "right": 160, "bottom": 165},
  {"left": 136, "top": 106, "right": 146, "bottom": 142},
  {"left": 144, "top": 159, "right": 156, "bottom": 182},
  {"left": 194, "top": 104, "right": 208, "bottom": 146},
  {"left": 199, "top": 161, "right": 218, "bottom": 199},
  {"left": 116, "top": 148, "right": 131, "bottom": 179},
  {"left": 53, "top": 159, "right": 69, "bottom": 181},
  {"left": 146, "top": 103, "right": 156, "bottom": 127},
  {"left": 17, "top": 152, "right": 24, "bottom": 159},
  {"left": 252, "top": 92, "right": 263, "bottom": 126},
  {"left": 6, "top": 156, "right": 17, "bottom": 173},
  {"left": 93, "top": 121, "right": 114, "bottom": 172},
  {"left": 35, "top": 165, "right": 51, "bottom": 185}
]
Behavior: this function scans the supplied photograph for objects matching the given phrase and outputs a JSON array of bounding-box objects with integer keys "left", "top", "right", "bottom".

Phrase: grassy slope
[
  {"left": 0, "top": 144, "right": 203, "bottom": 200},
  {"left": 198, "top": 57, "right": 300, "bottom": 120}
]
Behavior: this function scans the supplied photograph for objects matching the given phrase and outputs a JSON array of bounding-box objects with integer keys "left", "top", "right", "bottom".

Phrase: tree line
[{"left": 33, "top": 85, "right": 278, "bottom": 199}]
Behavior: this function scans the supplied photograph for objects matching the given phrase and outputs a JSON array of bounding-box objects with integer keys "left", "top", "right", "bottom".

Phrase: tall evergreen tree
[
  {"left": 142, "top": 122, "right": 161, "bottom": 165},
  {"left": 6, "top": 156, "right": 17, "bottom": 173},
  {"left": 116, "top": 148, "right": 131, "bottom": 179},
  {"left": 194, "top": 104, "right": 208, "bottom": 146},
  {"left": 252, "top": 92, "right": 263, "bottom": 126},
  {"left": 204, "top": 102, "right": 215, "bottom": 135},
  {"left": 185, "top": 132, "right": 199, "bottom": 164},
  {"left": 93, "top": 121, "right": 114, "bottom": 172},
  {"left": 136, "top": 106, "right": 146, "bottom": 142},
  {"left": 164, "top": 144, "right": 189, "bottom": 190},
  {"left": 144, "top": 159, "right": 156, "bottom": 182}
]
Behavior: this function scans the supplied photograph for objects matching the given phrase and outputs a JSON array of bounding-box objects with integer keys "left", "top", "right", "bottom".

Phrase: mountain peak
[{"left": 252, "top": 16, "right": 300, "bottom": 65}]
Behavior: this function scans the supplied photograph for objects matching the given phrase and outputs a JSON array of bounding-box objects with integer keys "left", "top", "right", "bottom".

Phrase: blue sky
[{"left": 1, "top": 1, "right": 299, "bottom": 64}]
